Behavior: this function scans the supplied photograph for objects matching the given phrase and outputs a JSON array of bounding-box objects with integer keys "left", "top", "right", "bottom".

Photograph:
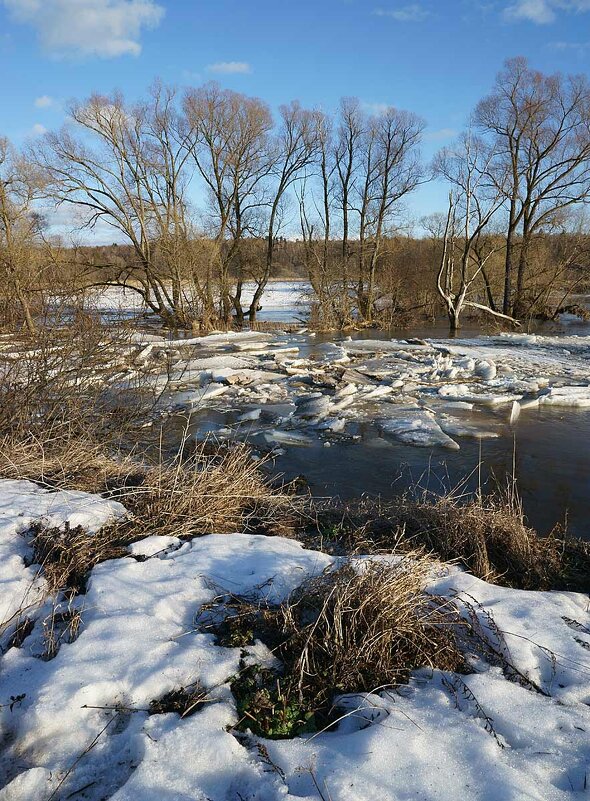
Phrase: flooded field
[
  {"left": 79, "top": 283, "right": 590, "bottom": 539},
  {"left": 147, "top": 321, "right": 590, "bottom": 540}
]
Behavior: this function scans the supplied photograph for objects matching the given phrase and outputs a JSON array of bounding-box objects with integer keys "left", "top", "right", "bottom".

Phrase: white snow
[
  {"left": 0, "top": 480, "right": 127, "bottom": 630},
  {"left": 0, "top": 479, "right": 589, "bottom": 801}
]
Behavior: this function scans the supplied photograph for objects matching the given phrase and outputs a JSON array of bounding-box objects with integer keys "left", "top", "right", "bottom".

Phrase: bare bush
[
  {"left": 213, "top": 557, "right": 467, "bottom": 738},
  {"left": 31, "top": 523, "right": 127, "bottom": 597},
  {"left": 312, "top": 492, "right": 590, "bottom": 593}
]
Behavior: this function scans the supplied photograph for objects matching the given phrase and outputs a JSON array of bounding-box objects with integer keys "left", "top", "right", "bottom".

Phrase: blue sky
[{"left": 2, "top": 0, "right": 590, "bottom": 234}]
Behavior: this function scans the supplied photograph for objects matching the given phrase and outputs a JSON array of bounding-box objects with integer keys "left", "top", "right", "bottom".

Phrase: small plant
[
  {"left": 42, "top": 605, "right": 83, "bottom": 661},
  {"left": 231, "top": 665, "right": 317, "bottom": 739},
  {"left": 149, "top": 683, "right": 210, "bottom": 718}
]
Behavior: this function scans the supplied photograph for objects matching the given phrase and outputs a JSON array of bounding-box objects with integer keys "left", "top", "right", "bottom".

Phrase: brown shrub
[
  {"left": 311, "top": 493, "right": 590, "bottom": 593},
  {"left": 218, "top": 557, "right": 467, "bottom": 738}
]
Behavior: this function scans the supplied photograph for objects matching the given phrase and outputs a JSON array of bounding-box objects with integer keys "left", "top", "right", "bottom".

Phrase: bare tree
[
  {"left": 354, "top": 108, "right": 424, "bottom": 322},
  {"left": 433, "top": 133, "right": 518, "bottom": 332},
  {"left": 32, "top": 85, "right": 199, "bottom": 328},
  {"left": 248, "top": 101, "right": 319, "bottom": 322},
  {"left": 0, "top": 137, "right": 45, "bottom": 334},
  {"left": 334, "top": 98, "right": 364, "bottom": 320},
  {"left": 476, "top": 57, "right": 590, "bottom": 316},
  {"left": 184, "top": 83, "right": 273, "bottom": 324}
]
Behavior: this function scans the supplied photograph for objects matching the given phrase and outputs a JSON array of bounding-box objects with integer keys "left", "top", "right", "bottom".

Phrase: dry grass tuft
[
  {"left": 221, "top": 556, "right": 467, "bottom": 738},
  {"left": 0, "top": 428, "right": 144, "bottom": 494},
  {"left": 396, "top": 493, "right": 539, "bottom": 587},
  {"left": 1, "top": 426, "right": 295, "bottom": 544},
  {"left": 311, "top": 492, "right": 590, "bottom": 593},
  {"left": 30, "top": 523, "right": 127, "bottom": 597},
  {"left": 117, "top": 443, "right": 297, "bottom": 540},
  {"left": 280, "top": 560, "right": 466, "bottom": 708}
]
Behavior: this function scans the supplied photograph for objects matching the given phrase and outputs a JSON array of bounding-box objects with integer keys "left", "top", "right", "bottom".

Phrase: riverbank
[
  {"left": 0, "top": 438, "right": 589, "bottom": 800},
  {"left": 1, "top": 314, "right": 590, "bottom": 800}
]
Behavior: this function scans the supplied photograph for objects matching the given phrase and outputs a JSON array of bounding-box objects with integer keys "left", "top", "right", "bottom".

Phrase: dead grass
[
  {"left": 310, "top": 492, "right": 590, "bottom": 593},
  {"left": 117, "top": 443, "right": 297, "bottom": 540},
  {"left": 0, "top": 427, "right": 145, "bottom": 493},
  {"left": 0, "top": 414, "right": 295, "bottom": 545},
  {"left": 209, "top": 557, "right": 468, "bottom": 738},
  {"left": 280, "top": 559, "right": 466, "bottom": 705},
  {"left": 30, "top": 523, "right": 128, "bottom": 597},
  {"left": 149, "top": 682, "right": 211, "bottom": 718}
]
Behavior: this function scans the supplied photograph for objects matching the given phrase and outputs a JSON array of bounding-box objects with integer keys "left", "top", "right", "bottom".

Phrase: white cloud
[
  {"left": 31, "top": 123, "right": 47, "bottom": 136},
  {"left": 34, "top": 95, "right": 55, "bottom": 108},
  {"left": 362, "top": 101, "right": 391, "bottom": 116},
  {"left": 2, "top": 0, "right": 165, "bottom": 58},
  {"left": 373, "top": 4, "right": 430, "bottom": 22},
  {"left": 549, "top": 39, "right": 590, "bottom": 50},
  {"left": 206, "top": 61, "right": 252, "bottom": 75},
  {"left": 424, "top": 127, "right": 458, "bottom": 141},
  {"left": 504, "top": 0, "right": 590, "bottom": 24}
]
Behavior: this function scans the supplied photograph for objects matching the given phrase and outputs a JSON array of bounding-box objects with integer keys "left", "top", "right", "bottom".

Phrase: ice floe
[{"left": 103, "top": 327, "right": 590, "bottom": 455}]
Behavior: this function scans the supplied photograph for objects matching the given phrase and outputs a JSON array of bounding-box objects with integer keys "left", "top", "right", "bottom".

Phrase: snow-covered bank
[
  {"left": 0, "top": 480, "right": 126, "bottom": 635},
  {"left": 0, "top": 481, "right": 588, "bottom": 800}
]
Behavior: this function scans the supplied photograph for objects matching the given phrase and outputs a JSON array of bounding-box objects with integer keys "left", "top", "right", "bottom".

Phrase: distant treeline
[{"left": 1, "top": 57, "right": 590, "bottom": 333}]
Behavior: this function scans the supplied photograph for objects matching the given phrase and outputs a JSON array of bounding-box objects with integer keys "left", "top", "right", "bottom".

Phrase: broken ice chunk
[
  {"left": 294, "top": 395, "right": 331, "bottom": 420},
  {"left": 380, "top": 411, "right": 460, "bottom": 450},
  {"left": 438, "top": 414, "right": 500, "bottom": 440},
  {"left": 539, "top": 386, "right": 590, "bottom": 408},
  {"left": 262, "top": 429, "right": 313, "bottom": 446},
  {"left": 475, "top": 360, "right": 497, "bottom": 380}
]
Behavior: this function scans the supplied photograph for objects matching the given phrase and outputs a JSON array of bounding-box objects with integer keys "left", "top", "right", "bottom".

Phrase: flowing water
[{"left": 171, "top": 318, "right": 590, "bottom": 540}]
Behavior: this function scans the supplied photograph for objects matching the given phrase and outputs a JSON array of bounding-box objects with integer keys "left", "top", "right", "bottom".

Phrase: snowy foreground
[
  {"left": 115, "top": 327, "right": 590, "bottom": 454},
  {"left": 1, "top": 481, "right": 590, "bottom": 800}
]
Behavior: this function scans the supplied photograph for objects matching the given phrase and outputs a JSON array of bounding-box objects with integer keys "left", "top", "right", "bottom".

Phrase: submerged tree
[
  {"left": 297, "top": 100, "right": 424, "bottom": 327},
  {"left": 354, "top": 108, "right": 424, "bottom": 322},
  {"left": 476, "top": 57, "right": 590, "bottom": 317},
  {"left": 0, "top": 137, "right": 45, "bottom": 334}
]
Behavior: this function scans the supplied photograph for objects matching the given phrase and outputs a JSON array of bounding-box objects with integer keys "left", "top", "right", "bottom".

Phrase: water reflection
[{"left": 269, "top": 407, "right": 590, "bottom": 540}]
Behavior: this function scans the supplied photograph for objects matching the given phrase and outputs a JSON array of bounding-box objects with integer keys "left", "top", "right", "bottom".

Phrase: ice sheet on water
[
  {"left": 262, "top": 428, "right": 314, "bottom": 446},
  {"left": 438, "top": 414, "right": 501, "bottom": 440},
  {"left": 380, "top": 410, "right": 461, "bottom": 450},
  {"left": 539, "top": 385, "right": 590, "bottom": 407},
  {"left": 311, "top": 342, "right": 350, "bottom": 364},
  {"left": 165, "top": 383, "right": 229, "bottom": 410},
  {"left": 438, "top": 384, "right": 522, "bottom": 405},
  {"left": 343, "top": 339, "right": 432, "bottom": 355},
  {"left": 104, "top": 326, "right": 590, "bottom": 455}
]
